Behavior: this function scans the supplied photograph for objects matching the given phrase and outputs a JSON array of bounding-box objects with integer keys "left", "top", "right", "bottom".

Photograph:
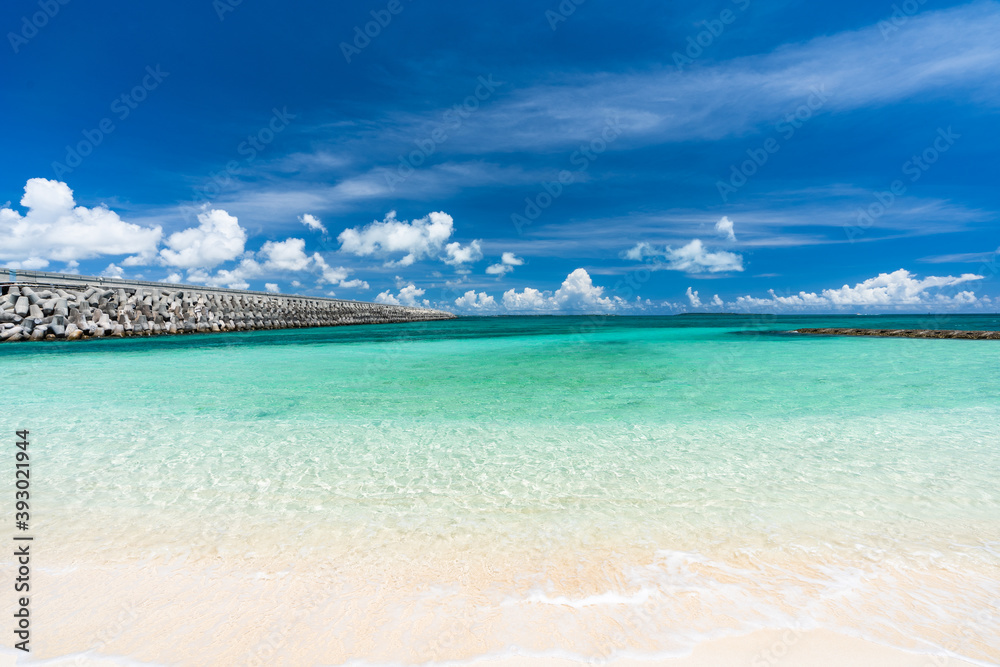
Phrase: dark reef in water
[{"left": 795, "top": 328, "right": 1000, "bottom": 340}]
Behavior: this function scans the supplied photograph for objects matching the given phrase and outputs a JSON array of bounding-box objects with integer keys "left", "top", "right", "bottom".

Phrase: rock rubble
[{"left": 0, "top": 283, "right": 455, "bottom": 343}]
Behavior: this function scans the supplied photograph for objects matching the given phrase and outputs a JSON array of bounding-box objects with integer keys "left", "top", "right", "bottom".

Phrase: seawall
[{"left": 0, "top": 269, "right": 455, "bottom": 343}]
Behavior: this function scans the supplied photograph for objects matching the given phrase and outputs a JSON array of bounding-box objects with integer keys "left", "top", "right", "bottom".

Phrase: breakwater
[
  {"left": 795, "top": 328, "right": 1000, "bottom": 340},
  {"left": 0, "top": 270, "right": 455, "bottom": 343}
]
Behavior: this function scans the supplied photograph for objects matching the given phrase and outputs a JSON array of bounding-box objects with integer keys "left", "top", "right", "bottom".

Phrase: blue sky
[{"left": 2, "top": 0, "right": 998, "bottom": 312}]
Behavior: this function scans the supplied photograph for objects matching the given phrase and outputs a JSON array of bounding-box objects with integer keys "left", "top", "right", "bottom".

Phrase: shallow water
[{"left": 2, "top": 315, "right": 999, "bottom": 665}]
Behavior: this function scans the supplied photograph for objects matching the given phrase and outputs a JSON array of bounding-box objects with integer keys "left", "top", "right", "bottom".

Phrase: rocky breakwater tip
[
  {"left": 794, "top": 328, "right": 1000, "bottom": 340},
  {"left": 0, "top": 283, "right": 455, "bottom": 343}
]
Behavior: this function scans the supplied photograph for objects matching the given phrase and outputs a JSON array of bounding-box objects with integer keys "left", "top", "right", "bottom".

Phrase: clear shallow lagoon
[{"left": 2, "top": 315, "right": 999, "bottom": 665}]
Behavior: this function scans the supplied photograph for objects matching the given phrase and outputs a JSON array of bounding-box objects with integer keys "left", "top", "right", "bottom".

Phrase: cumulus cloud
[
  {"left": 822, "top": 270, "right": 981, "bottom": 306},
  {"left": 686, "top": 287, "right": 702, "bottom": 307},
  {"left": 299, "top": 213, "right": 327, "bottom": 234},
  {"left": 710, "top": 294, "right": 724, "bottom": 307},
  {"left": 501, "top": 286, "right": 551, "bottom": 311},
  {"left": 159, "top": 208, "right": 247, "bottom": 269},
  {"left": 623, "top": 239, "right": 743, "bottom": 273},
  {"left": 338, "top": 210, "right": 454, "bottom": 266},
  {"left": 486, "top": 251, "right": 525, "bottom": 277},
  {"left": 0, "top": 178, "right": 162, "bottom": 266},
  {"left": 443, "top": 270, "right": 684, "bottom": 314},
  {"left": 443, "top": 239, "right": 483, "bottom": 266},
  {"left": 715, "top": 216, "right": 736, "bottom": 241},
  {"left": 502, "top": 269, "right": 625, "bottom": 313},
  {"left": 186, "top": 258, "right": 263, "bottom": 290},
  {"left": 4, "top": 258, "right": 49, "bottom": 270},
  {"left": 732, "top": 269, "right": 985, "bottom": 311},
  {"left": 260, "top": 238, "right": 312, "bottom": 272},
  {"left": 101, "top": 263, "right": 125, "bottom": 279},
  {"left": 224, "top": 238, "right": 364, "bottom": 289},
  {"left": 375, "top": 284, "right": 427, "bottom": 307},
  {"left": 121, "top": 252, "right": 156, "bottom": 267},
  {"left": 310, "top": 253, "right": 351, "bottom": 285},
  {"left": 664, "top": 240, "right": 743, "bottom": 273},
  {"left": 265, "top": 283, "right": 280, "bottom": 293},
  {"left": 623, "top": 242, "right": 655, "bottom": 261},
  {"left": 454, "top": 290, "right": 497, "bottom": 310},
  {"left": 338, "top": 278, "right": 370, "bottom": 290}
]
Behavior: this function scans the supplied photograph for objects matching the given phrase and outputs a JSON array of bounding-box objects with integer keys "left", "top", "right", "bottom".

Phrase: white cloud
[
  {"left": 454, "top": 290, "right": 497, "bottom": 310},
  {"left": 265, "top": 283, "right": 280, "bottom": 293},
  {"left": 921, "top": 249, "right": 999, "bottom": 264},
  {"left": 501, "top": 286, "right": 550, "bottom": 311},
  {"left": 0, "top": 179, "right": 162, "bottom": 265},
  {"left": 486, "top": 251, "right": 525, "bottom": 277},
  {"left": 250, "top": 238, "right": 363, "bottom": 289},
  {"left": 408, "top": 3, "right": 1000, "bottom": 154},
  {"left": 502, "top": 269, "right": 625, "bottom": 313},
  {"left": 260, "top": 238, "right": 312, "bottom": 272},
  {"left": 686, "top": 287, "right": 702, "bottom": 308},
  {"left": 622, "top": 242, "right": 654, "bottom": 261},
  {"left": 310, "top": 253, "right": 351, "bottom": 285},
  {"left": 101, "top": 263, "right": 125, "bottom": 279},
  {"left": 732, "top": 269, "right": 985, "bottom": 311},
  {"left": 375, "top": 284, "right": 426, "bottom": 307},
  {"left": 710, "top": 294, "right": 724, "bottom": 307},
  {"left": 121, "top": 253, "right": 155, "bottom": 267},
  {"left": 185, "top": 258, "right": 263, "bottom": 290},
  {"left": 625, "top": 239, "right": 744, "bottom": 274},
  {"left": 822, "top": 270, "right": 982, "bottom": 306},
  {"left": 665, "top": 240, "right": 743, "bottom": 273},
  {"left": 451, "top": 270, "right": 690, "bottom": 314},
  {"left": 4, "top": 258, "right": 50, "bottom": 270},
  {"left": 159, "top": 208, "right": 247, "bottom": 269},
  {"left": 299, "top": 213, "right": 327, "bottom": 234},
  {"left": 443, "top": 239, "right": 484, "bottom": 266},
  {"left": 338, "top": 210, "right": 454, "bottom": 266},
  {"left": 338, "top": 278, "right": 370, "bottom": 290},
  {"left": 715, "top": 216, "right": 736, "bottom": 242},
  {"left": 165, "top": 272, "right": 182, "bottom": 283}
]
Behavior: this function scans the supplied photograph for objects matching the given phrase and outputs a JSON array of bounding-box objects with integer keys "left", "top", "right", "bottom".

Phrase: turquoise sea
[{"left": 2, "top": 314, "right": 999, "bottom": 665}]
